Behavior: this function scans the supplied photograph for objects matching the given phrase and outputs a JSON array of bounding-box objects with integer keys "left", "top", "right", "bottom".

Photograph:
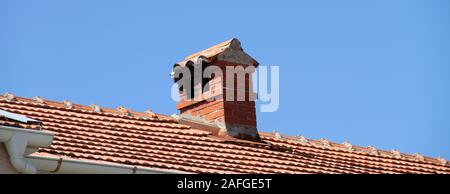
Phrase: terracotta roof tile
[{"left": 1, "top": 94, "right": 449, "bottom": 174}]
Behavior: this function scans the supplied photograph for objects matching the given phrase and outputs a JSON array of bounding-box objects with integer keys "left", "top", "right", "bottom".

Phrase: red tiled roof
[{"left": 1, "top": 94, "right": 449, "bottom": 174}]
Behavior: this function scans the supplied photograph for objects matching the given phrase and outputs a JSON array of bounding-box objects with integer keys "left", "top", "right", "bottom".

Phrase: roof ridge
[
  {"left": 264, "top": 131, "right": 448, "bottom": 167},
  {"left": 0, "top": 92, "right": 179, "bottom": 125}
]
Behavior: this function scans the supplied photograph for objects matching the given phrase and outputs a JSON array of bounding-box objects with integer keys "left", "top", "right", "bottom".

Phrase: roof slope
[{"left": 0, "top": 94, "right": 449, "bottom": 174}]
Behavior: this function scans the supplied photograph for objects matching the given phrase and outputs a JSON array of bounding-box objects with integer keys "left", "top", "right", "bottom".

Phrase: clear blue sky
[{"left": 1, "top": 0, "right": 449, "bottom": 159}]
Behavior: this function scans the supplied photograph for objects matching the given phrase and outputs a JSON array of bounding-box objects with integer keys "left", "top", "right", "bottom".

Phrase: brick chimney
[{"left": 172, "top": 38, "right": 260, "bottom": 141}]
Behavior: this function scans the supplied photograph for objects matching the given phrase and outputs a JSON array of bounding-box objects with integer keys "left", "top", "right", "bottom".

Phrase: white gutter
[
  {"left": 1, "top": 125, "right": 186, "bottom": 174},
  {"left": 0, "top": 125, "right": 54, "bottom": 174},
  {"left": 27, "top": 155, "right": 186, "bottom": 174}
]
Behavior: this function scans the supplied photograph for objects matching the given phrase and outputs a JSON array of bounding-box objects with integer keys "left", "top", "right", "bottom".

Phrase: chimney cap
[{"left": 174, "top": 38, "right": 259, "bottom": 68}]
